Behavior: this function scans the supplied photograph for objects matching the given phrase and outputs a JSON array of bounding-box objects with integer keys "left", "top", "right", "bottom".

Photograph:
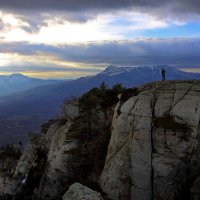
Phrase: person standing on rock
[{"left": 161, "top": 67, "right": 166, "bottom": 81}]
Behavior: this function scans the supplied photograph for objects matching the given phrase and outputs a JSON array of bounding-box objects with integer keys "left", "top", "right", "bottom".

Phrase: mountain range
[
  {"left": 0, "top": 73, "right": 63, "bottom": 97},
  {"left": 0, "top": 65, "right": 200, "bottom": 145}
]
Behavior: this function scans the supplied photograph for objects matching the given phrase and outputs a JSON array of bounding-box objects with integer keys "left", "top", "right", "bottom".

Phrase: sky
[{"left": 0, "top": 0, "right": 200, "bottom": 79}]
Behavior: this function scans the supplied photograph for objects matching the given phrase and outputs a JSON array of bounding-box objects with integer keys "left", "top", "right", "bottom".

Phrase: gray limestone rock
[
  {"left": 100, "top": 80, "right": 200, "bottom": 200},
  {"left": 62, "top": 183, "right": 104, "bottom": 200},
  {"left": 32, "top": 120, "right": 81, "bottom": 200}
]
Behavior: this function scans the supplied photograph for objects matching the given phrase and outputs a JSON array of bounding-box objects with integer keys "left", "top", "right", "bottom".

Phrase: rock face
[
  {"left": 0, "top": 143, "right": 23, "bottom": 198},
  {"left": 62, "top": 183, "right": 104, "bottom": 200},
  {"left": 33, "top": 101, "right": 112, "bottom": 200},
  {"left": 2, "top": 98, "right": 113, "bottom": 200},
  {"left": 100, "top": 80, "right": 200, "bottom": 200},
  {"left": 12, "top": 133, "right": 47, "bottom": 200},
  {"left": 2, "top": 80, "right": 200, "bottom": 200},
  {"left": 33, "top": 120, "right": 80, "bottom": 200}
]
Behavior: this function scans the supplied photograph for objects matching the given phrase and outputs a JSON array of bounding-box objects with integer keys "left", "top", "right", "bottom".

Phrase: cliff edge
[
  {"left": 100, "top": 80, "right": 200, "bottom": 200},
  {"left": 1, "top": 80, "right": 200, "bottom": 200}
]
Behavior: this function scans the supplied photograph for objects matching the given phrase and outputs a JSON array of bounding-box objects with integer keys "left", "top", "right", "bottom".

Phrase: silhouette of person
[{"left": 161, "top": 67, "right": 166, "bottom": 81}]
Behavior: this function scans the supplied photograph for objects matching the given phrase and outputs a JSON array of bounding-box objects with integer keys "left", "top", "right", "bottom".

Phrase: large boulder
[
  {"left": 62, "top": 183, "right": 104, "bottom": 200},
  {"left": 100, "top": 80, "right": 200, "bottom": 200}
]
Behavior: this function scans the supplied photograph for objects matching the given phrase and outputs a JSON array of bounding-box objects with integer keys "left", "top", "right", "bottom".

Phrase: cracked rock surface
[
  {"left": 100, "top": 80, "right": 200, "bottom": 200},
  {"left": 62, "top": 183, "right": 104, "bottom": 200}
]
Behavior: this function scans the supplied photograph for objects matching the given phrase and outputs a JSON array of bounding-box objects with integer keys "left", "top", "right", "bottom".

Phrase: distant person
[{"left": 161, "top": 67, "right": 166, "bottom": 81}]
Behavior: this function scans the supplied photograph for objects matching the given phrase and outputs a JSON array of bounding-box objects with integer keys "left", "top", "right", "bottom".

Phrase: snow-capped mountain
[
  {"left": 0, "top": 73, "right": 62, "bottom": 97},
  {"left": 99, "top": 65, "right": 134, "bottom": 76},
  {"left": 92, "top": 65, "right": 200, "bottom": 87},
  {"left": 99, "top": 65, "right": 200, "bottom": 81}
]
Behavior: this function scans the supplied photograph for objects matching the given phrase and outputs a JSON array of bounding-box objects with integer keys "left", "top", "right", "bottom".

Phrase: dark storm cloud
[
  {"left": 0, "top": 0, "right": 132, "bottom": 11},
  {"left": 0, "top": 0, "right": 200, "bottom": 16},
  {"left": 2, "top": 11, "right": 95, "bottom": 34},
  {"left": 1, "top": 38, "right": 200, "bottom": 68},
  {"left": 0, "top": 0, "right": 199, "bottom": 33},
  {"left": 54, "top": 39, "right": 200, "bottom": 66}
]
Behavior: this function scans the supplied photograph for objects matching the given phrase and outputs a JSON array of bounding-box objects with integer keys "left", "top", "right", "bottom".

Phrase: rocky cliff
[
  {"left": 0, "top": 143, "right": 23, "bottom": 199},
  {"left": 100, "top": 80, "right": 200, "bottom": 200},
  {"left": 1, "top": 80, "right": 200, "bottom": 200}
]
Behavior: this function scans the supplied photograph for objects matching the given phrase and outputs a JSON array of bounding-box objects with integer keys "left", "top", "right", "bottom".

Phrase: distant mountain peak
[
  {"left": 9, "top": 73, "right": 27, "bottom": 78},
  {"left": 10, "top": 73, "right": 25, "bottom": 76},
  {"left": 105, "top": 65, "right": 118, "bottom": 70},
  {"left": 0, "top": 73, "right": 62, "bottom": 97},
  {"left": 100, "top": 65, "right": 134, "bottom": 76}
]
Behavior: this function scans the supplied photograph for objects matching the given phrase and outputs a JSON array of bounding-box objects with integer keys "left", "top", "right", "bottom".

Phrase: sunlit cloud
[
  {"left": 0, "top": 11, "right": 175, "bottom": 45},
  {"left": 0, "top": 9, "right": 198, "bottom": 48},
  {"left": 22, "top": 71, "right": 97, "bottom": 79},
  {"left": 0, "top": 53, "right": 13, "bottom": 66},
  {"left": 0, "top": 51, "right": 105, "bottom": 78},
  {"left": 0, "top": 14, "right": 121, "bottom": 44}
]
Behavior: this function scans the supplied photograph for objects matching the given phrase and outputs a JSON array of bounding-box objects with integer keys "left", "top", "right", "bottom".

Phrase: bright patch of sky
[
  {"left": 129, "top": 22, "right": 200, "bottom": 38},
  {"left": 0, "top": 11, "right": 195, "bottom": 45}
]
